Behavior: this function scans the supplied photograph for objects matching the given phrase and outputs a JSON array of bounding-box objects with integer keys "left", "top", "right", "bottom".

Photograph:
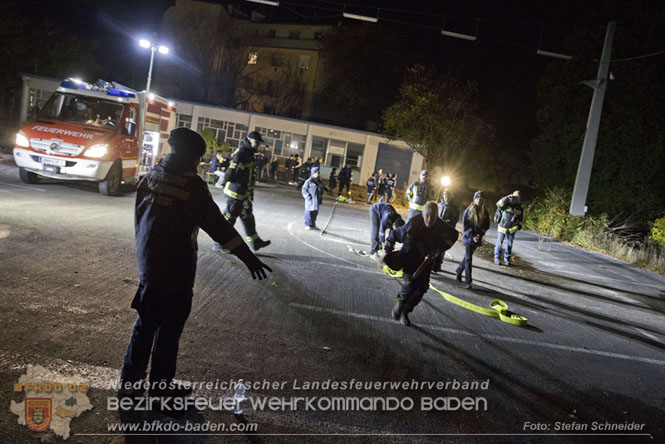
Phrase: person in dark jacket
[
  {"left": 269, "top": 158, "right": 279, "bottom": 181},
  {"left": 369, "top": 202, "right": 404, "bottom": 260},
  {"left": 297, "top": 157, "right": 313, "bottom": 190},
  {"left": 383, "top": 202, "right": 458, "bottom": 326},
  {"left": 213, "top": 131, "right": 270, "bottom": 252},
  {"left": 384, "top": 173, "right": 396, "bottom": 202},
  {"left": 301, "top": 166, "right": 327, "bottom": 230},
  {"left": 405, "top": 170, "right": 432, "bottom": 220},
  {"left": 338, "top": 164, "right": 352, "bottom": 196},
  {"left": 328, "top": 168, "right": 337, "bottom": 196},
  {"left": 366, "top": 174, "right": 377, "bottom": 205},
  {"left": 432, "top": 189, "right": 460, "bottom": 272},
  {"left": 494, "top": 190, "right": 523, "bottom": 266},
  {"left": 209, "top": 151, "right": 229, "bottom": 187},
  {"left": 455, "top": 190, "right": 490, "bottom": 289},
  {"left": 120, "top": 127, "right": 271, "bottom": 398}
]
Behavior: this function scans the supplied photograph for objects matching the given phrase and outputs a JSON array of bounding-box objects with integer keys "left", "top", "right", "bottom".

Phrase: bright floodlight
[
  {"left": 441, "top": 176, "right": 451, "bottom": 187},
  {"left": 158, "top": 45, "right": 169, "bottom": 54},
  {"left": 139, "top": 39, "right": 151, "bottom": 48}
]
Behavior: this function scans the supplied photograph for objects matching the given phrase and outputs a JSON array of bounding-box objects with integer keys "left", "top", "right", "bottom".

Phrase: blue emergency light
[{"left": 107, "top": 89, "right": 136, "bottom": 98}]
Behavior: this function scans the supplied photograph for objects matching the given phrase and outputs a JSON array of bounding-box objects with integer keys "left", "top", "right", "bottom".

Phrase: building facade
[{"left": 16, "top": 74, "right": 424, "bottom": 188}]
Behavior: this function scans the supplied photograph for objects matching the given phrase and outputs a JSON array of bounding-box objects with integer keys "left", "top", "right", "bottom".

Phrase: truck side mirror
[{"left": 125, "top": 118, "right": 136, "bottom": 137}]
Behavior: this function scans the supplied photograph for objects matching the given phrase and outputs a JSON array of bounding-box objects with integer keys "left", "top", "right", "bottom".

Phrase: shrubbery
[{"left": 524, "top": 187, "right": 665, "bottom": 274}]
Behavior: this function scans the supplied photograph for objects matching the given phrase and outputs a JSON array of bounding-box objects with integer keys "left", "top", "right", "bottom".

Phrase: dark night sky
[{"left": 15, "top": 0, "right": 659, "bottom": 154}]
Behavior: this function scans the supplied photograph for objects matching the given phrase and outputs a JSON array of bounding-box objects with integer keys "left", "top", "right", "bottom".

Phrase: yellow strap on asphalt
[{"left": 382, "top": 265, "right": 528, "bottom": 327}]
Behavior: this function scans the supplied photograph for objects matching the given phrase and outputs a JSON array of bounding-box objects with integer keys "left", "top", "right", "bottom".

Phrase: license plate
[
  {"left": 40, "top": 157, "right": 66, "bottom": 167},
  {"left": 43, "top": 165, "right": 60, "bottom": 173}
]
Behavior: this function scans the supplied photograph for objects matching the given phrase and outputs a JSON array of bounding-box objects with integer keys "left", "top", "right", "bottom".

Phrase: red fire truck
[{"left": 13, "top": 78, "right": 177, "bottom": 195}]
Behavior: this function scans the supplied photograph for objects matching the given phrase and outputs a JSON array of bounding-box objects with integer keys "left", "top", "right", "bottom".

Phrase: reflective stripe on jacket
[{"left": 223, "top": 139, "right": 256, "bottom": 201}]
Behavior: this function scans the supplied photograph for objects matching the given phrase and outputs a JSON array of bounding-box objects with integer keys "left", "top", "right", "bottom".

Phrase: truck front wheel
[
  {"left": 99, "top": 162, "right": 122, "bottom": 196},
  {"left": 19, "top": 167, "right": 41, "bottom": 184}
]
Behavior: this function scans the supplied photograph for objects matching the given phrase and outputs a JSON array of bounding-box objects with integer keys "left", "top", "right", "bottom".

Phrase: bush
[
  {"left": 650, "top": 215, "right": 665, "bottom": 245},
  {"left": 524, "top": 187, "right": 665, "bottom": 274}
]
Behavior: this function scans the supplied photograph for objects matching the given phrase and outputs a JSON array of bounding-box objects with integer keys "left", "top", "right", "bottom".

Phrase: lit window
[{"left": 248, "top": 52, "right": 258, "bottom": 65}]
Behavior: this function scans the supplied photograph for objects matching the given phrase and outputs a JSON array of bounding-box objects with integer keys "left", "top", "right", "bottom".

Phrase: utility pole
[{"left": 569, "top": 21, "right": 615, "bottom": 216}]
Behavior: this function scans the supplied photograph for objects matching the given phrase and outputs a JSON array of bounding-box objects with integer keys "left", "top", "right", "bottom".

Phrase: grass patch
[{"left": 524, "top": 187, "right": 665, "bottom": 275}]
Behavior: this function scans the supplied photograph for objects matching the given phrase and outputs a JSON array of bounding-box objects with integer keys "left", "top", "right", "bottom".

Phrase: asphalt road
[{"left": 1, "top": 162, "right": 664, "bottom": 444}]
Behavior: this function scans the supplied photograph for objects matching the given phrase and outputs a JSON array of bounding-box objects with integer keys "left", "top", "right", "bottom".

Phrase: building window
[
  {"left": 298, "top": 55, "right": 310, "bottom": 70},
  {"left": 248, "top": 52, "right": 258, "bottom": 65},
  {"left": 310, "top": 136, "right": 328, "bottom": 162},
  {"left": 346, "top": 142, "right": 365, "bottom": 170},
  {"left": 176, "top": 114, "right": 192, "bottom": 128},
  {"left": 288, "top": 31, "right": 300, "bottom": 40}
]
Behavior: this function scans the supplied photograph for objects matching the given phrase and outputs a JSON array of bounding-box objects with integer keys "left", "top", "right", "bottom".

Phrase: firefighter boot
[{"left": 251, "top": 238, "right": 271, "bottom": 252}]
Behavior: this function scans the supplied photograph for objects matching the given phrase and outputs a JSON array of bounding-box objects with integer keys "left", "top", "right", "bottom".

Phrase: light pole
[{"left": 139, "top": 38, "right": 169, "bottom": 95}]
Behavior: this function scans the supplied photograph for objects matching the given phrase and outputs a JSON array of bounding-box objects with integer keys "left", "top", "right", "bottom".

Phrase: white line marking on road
[
  {"left": 310, "top": 261, "right": 383, "bottom": 275},
  {"left": 635, "top": 327, "right": 665, "bottom": 345},
  {"left": 0, "top": 180, "right": 46, "bottom": 192},
  {"left": 290, "top": 303, "right": 665, "bottom": 366},
  {"left": 287, "top": 221, "right": 357, "bottom": 266}
]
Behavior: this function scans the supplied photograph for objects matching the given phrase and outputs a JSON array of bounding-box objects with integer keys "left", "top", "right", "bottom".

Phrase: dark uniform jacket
[
  {"left": 438, "top": 200, "right": 460, "bottom": 228},
  {"left": 338, "top": 167, "right": 352, "bottom": 183},
  {"left": 385, "top": 214, "right": 458, "bottom": 273},
  {"left": 496, "top": 195, "right": 524, "bottom": 234},
  {"left": 224, "top": 139, "right": 257, "bottom": 201},
  {"left": 134, "top": 154, "right": 244, "bottom": 311},
  {"left": 370, "top": 203, "right": 400, "bottom": 243},
  {"left": 461, "top": 207, "right": 490, "bottom": 246}
]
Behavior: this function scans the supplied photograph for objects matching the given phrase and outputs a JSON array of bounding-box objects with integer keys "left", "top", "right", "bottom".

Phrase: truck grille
[{"left": 30, "top": 138, "right": 85, "bottom": 156}]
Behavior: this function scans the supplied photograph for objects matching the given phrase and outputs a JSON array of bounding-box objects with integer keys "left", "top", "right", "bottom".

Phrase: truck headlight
[
  {"left": 85, "top": 144, "right": 108, "bottom": 158},
  {"left": 16, "top": 132, "right": 30, "bottom": 148},
  {"left": 441, "top": 176, "right": 451, "bottom": 187}
]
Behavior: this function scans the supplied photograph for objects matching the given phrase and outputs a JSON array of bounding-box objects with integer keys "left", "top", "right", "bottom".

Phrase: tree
[
  {"left": 314, "top": 24, "right": 414, "bottom": 129},
  {"left": 383, "top": 65, "right": 492, "bottom": 174},
  {"left": 160, "top": 4, "right": 257, "bottom": 107},
  {"left": 531, "top": 6, "right": 665, "bottom": 223}
]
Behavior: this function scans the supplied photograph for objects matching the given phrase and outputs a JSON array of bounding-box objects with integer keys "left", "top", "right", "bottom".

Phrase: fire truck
[{"left": 13, "top": 78, "right": 177, "bottom": 195}]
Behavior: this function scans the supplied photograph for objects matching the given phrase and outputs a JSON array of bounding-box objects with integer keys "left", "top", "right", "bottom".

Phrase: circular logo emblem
[{"left": 49, "top": 142, "right": 60, "bottom": 152}]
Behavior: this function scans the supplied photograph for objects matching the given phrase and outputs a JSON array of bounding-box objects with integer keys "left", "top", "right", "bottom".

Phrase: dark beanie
[
  {"left": 473, "top": 190, "right": 485, "bottom": 200},
  {"left": 168, "top": 127, "right": 206, "bottom": 159}
]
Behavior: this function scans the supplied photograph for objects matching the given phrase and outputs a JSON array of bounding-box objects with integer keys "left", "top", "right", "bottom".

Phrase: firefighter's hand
[{"left": 235, "top": 245, "right": 273, "bottom": 280}]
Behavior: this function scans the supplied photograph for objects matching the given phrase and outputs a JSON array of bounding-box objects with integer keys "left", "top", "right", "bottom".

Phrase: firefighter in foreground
[
  {"left": 494, "top": 190, "right": 523, "bottom": 266},
  {"left": 383, "top": 201, "right": 458, "bottom": 326},
  {"left": 120, "top": 127, "right": 271, "bottom": 398},
  {"left": 213, "top": 131, "right": 271, "bottom": 253}
]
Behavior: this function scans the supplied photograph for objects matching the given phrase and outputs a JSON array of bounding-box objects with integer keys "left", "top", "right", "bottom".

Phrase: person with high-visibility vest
[
  {"left": 405, "top": 170, "right": 432, "bottom": 220},
  {"left": 213, "top": 131, "right": 271, "bottom": 253},
  {"left": 494, "top": 191, "right": 523, "bottom": 266}
]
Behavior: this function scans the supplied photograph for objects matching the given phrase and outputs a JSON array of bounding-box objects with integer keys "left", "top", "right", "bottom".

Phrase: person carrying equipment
[
  {"left": 369, "top": 202, "right": 404, "bottom": 260},
  {"left": 383, "top": 202, "right": 458, "bottom": 326}
]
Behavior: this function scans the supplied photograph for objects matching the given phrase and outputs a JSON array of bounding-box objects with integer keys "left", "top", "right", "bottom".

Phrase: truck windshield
[{"left": 38, "top": 92, "right": 125, "bottom": 129}]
